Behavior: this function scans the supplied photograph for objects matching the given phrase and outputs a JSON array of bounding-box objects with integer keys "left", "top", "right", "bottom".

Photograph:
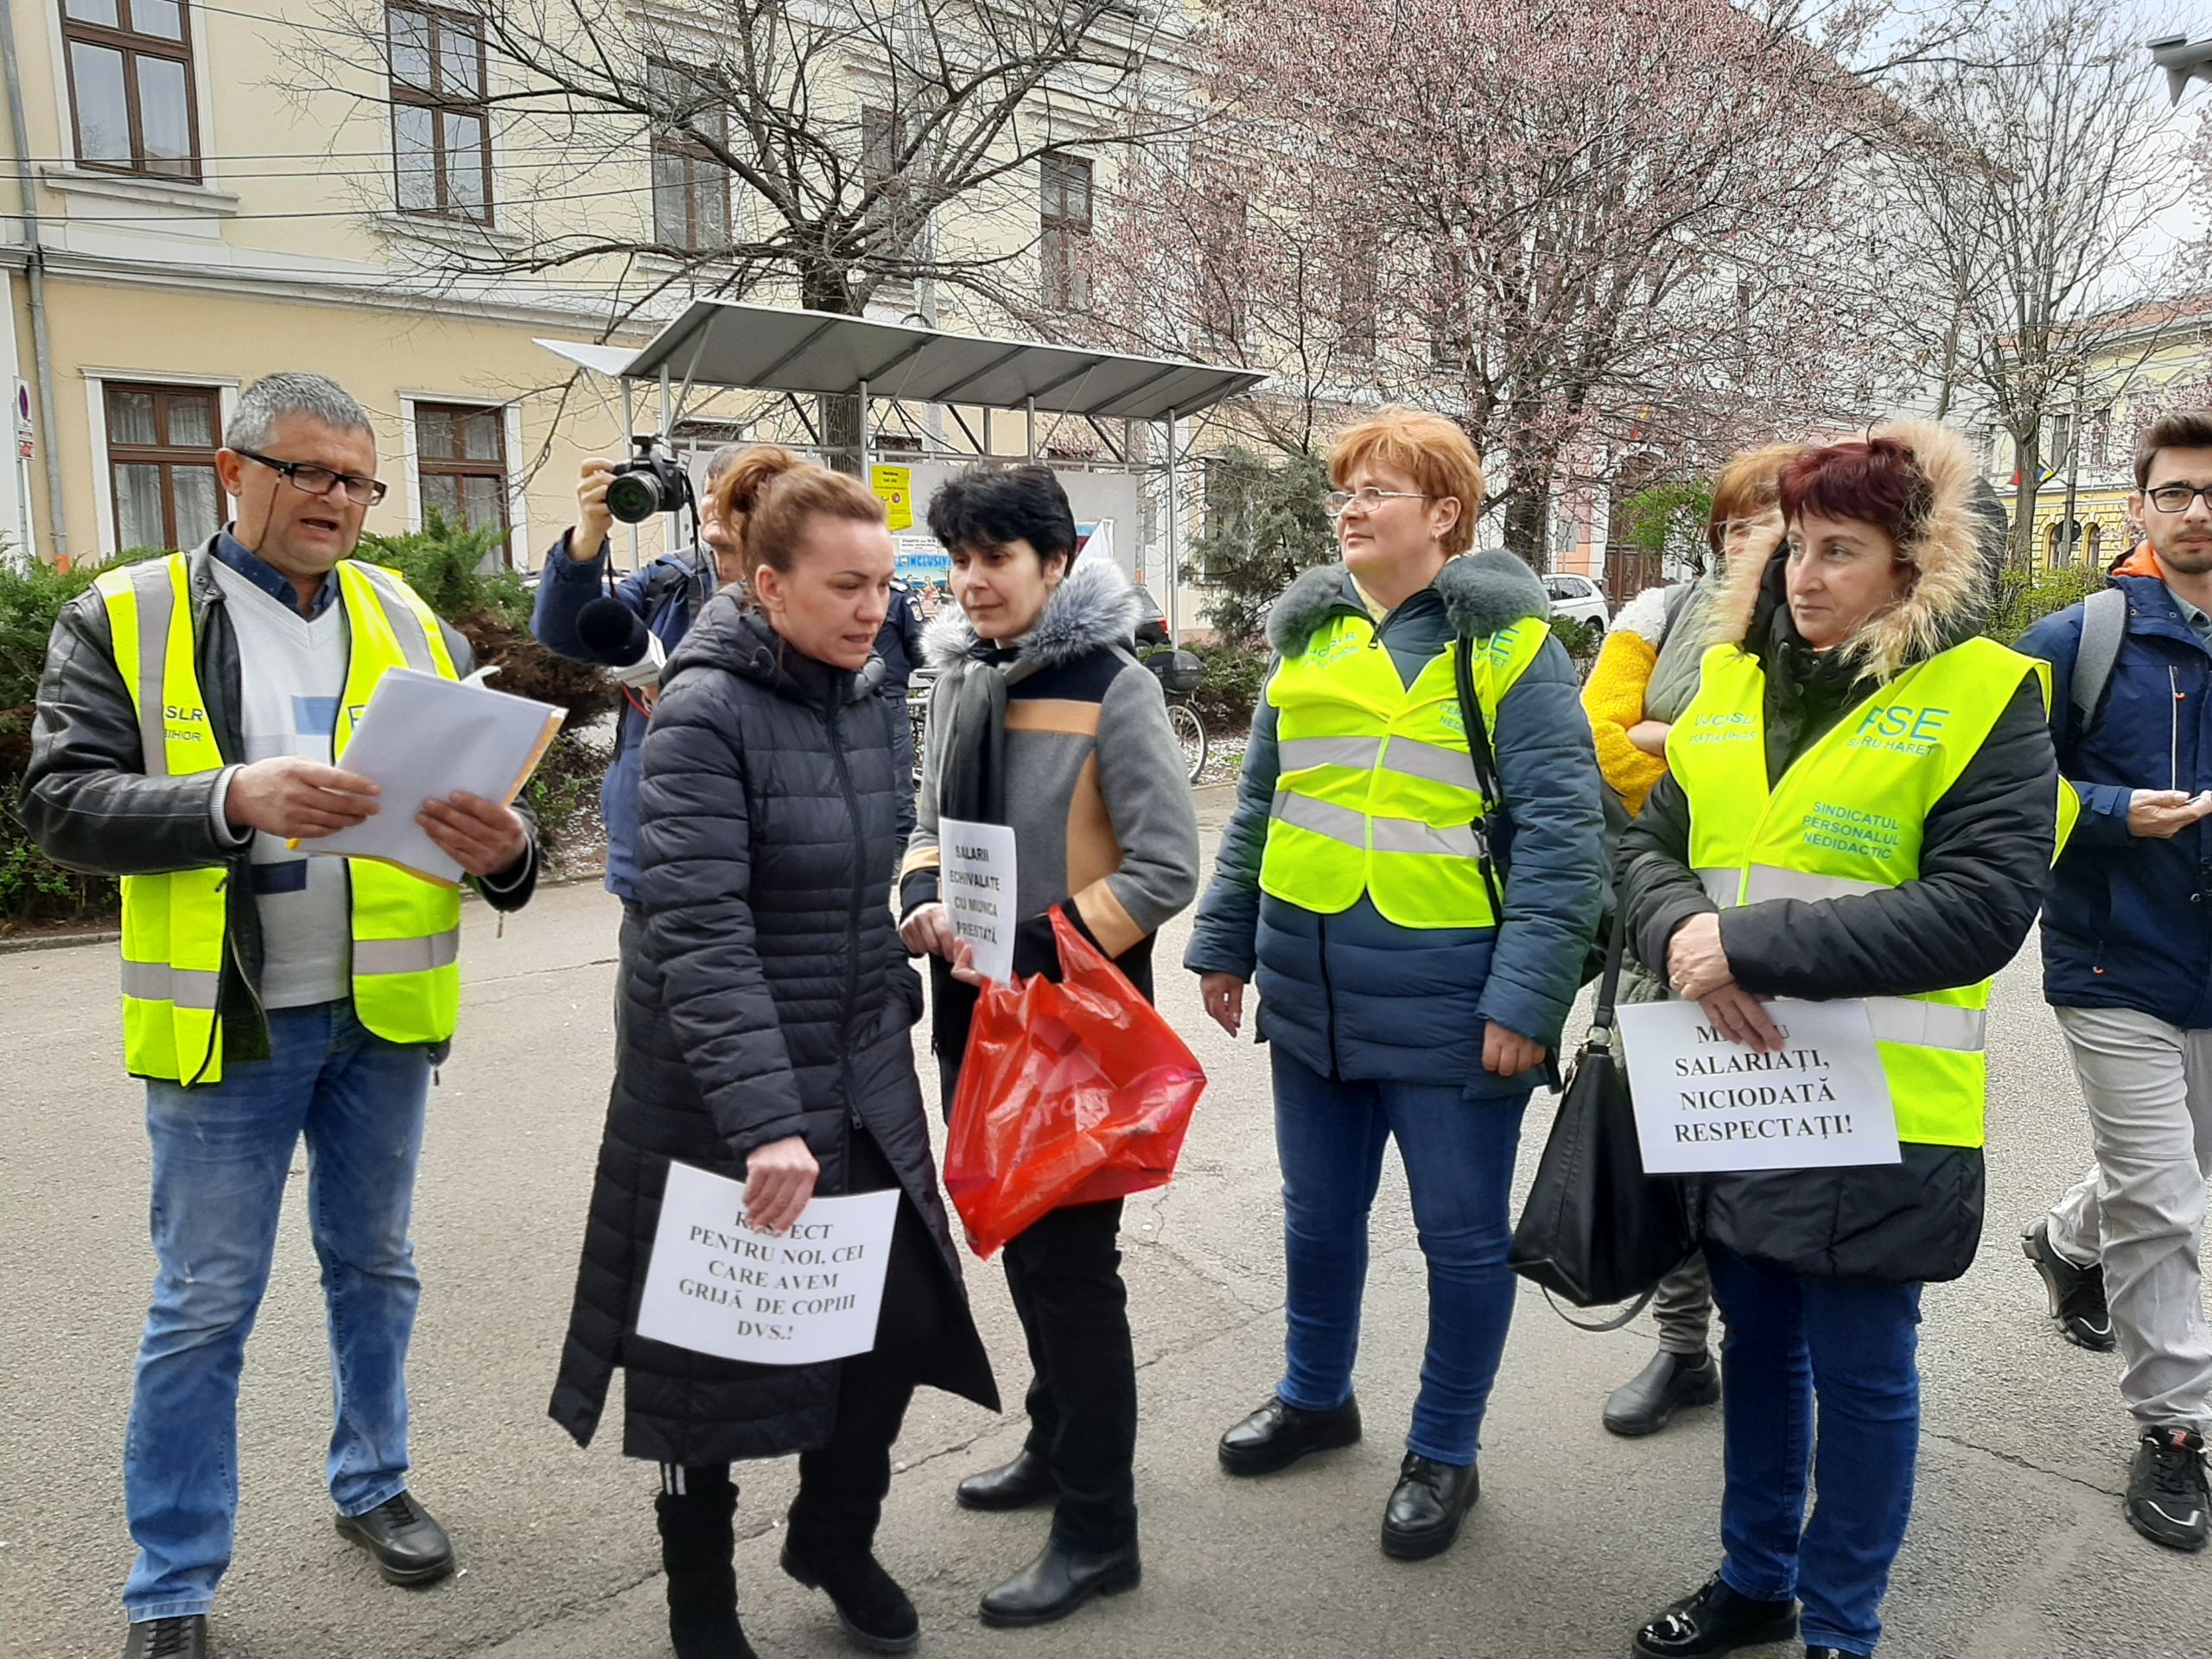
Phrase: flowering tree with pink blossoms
[{"left": 1092, "top": 0, "right": 1922, "bottom": 560}]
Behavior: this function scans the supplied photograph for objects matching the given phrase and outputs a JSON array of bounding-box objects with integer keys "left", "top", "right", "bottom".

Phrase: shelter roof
[{"left": 541, "top": 301, "right": 1265, "bottom": 423}]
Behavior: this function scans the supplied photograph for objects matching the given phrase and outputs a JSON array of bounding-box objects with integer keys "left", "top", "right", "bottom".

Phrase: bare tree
[
  {"left": 1886, "top": 0, "right": 2190, "bottom": 566},
  {"left": 287, "top": 0, "right": 1194, "bottom": 461}
]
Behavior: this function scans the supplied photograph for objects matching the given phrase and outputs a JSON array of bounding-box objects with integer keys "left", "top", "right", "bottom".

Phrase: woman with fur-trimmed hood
[
  {"left": 898, "top": 465, "right": 1200, "bottom": 1630},
  {"left": 1618, "top": 423, "right": 2064, "bottom": 1659},
  {"left": 1184, "top": 408, "right": 1608, "bottom": 1564}
]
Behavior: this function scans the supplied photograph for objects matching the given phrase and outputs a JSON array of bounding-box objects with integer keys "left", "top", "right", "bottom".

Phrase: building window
[
  {"left": 650, "top": 60, "right": 728, "bottom": 252},
  {"left": 1039, "top": 152, "right": 1093, "bottom": 312},
  {"left": 389, "top": 5, "right": 491, "bottom": 223},
  {"left": 861, "top": 104, "right": 923, "bottom": 281},
  {"left": 105, "top": 381, "right": 223, "bottom": 552},
  {"left": 415, "top": 403, "right": 509, "bottom": 541},
  {"left": 1198, "top": 193, "right": 1247, "bottom": 347},
  {"left": 60, "top": 0, "right": 199, "bottom": 179}
]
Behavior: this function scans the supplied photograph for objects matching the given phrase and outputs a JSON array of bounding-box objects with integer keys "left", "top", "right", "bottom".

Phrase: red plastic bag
[{"left": 944, "top": 909, "right": 1206, "bottom": 1258}]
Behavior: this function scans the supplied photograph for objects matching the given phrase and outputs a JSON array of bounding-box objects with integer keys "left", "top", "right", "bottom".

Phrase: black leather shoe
[
  {"left": 123, "top": 1617, "right": 207, "bottom": 1659},
  {"left": 781, "top": 1541, "right": 919, "bottom": 1653},
  {"left": 334, "top": 1490, "right": 455, "bottom": 1586},
  {"left": 1379, "top": 1453, "right": 1479, "bottom": 1560},
  {"left": 1604, "top": 1349, "right": 1721, "bottom": 1438},
  {"left": 976, "top": 1541, "right": 1141, "bottom": 1628},
  {"left": 955, "top": 1448, "right": 1058, "bottom": 1511},
  {"left": 1804, "top": 1649, "right": 1853, "bottom": 1658},
  {"left": 1217, "top": 1394, "right": 1362, "bottom": 1476},
  {"left": 1633, "top": 1574, "right": 1799, "bottom": 1656}
]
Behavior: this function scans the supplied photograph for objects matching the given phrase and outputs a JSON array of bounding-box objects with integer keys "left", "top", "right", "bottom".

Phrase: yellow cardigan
[{"left": 1580, "top": 628, "right": 1669, "bottom": 816}]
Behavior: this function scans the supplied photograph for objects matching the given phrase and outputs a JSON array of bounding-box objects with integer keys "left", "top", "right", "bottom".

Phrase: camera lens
[{"left": 606, "top": 470, "right": 664, "bottom": 524}]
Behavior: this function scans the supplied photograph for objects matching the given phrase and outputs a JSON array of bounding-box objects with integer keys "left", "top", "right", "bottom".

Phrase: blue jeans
[
  {"left": 1270, "top": 1047, "right": 1527, "bottom": 1465},
  {"left": 124, "top": 1001, "right": 431, "bottom": 1620},
  {"left": 1707, "top": 1242, "right": 1923, "bottom": 1656}
]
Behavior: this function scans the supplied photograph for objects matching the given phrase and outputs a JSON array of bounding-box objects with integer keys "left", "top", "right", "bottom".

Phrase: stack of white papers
[{"left": 305, "top": 668, "right": 564, "bottom": 885}]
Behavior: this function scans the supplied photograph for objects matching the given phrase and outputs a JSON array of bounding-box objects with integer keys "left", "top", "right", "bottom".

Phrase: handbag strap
[
  {"left": 1543, "top": 1282, "right": 1658, "bottom": 1334},
  {"left": 1588, "top": 899, "right": 1628, "bottom": 1035},
  {"left": 1452, "top": 637, "right": 1511, "bottom": 918}
]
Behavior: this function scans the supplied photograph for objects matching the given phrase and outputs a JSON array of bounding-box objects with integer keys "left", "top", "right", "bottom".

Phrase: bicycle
[{"left": 1142, "top": 647, "right": 1209, "bottom": 784}]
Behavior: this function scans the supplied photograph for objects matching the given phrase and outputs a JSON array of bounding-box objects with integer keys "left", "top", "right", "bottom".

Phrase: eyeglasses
[
  {"left": 233, "top": 447, "right": 389, "bottom": 507},
  {"left": 1324, "top": 487, "right": 1433, "bottom": 518},
  {"left": 2145, "top": 483, "right": 2212, "bottom": 514}
]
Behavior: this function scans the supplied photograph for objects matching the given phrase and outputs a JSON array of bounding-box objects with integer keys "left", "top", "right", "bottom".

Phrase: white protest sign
[
  {"left": 939, "top": 817, "right": 1018, "bottom": 984},
  {"left": 1616, "top": 998, "right": 1902, "bottom": 1175},
  {"left": 636, "top": 1161, "right": 899, "bottom": 1366}
]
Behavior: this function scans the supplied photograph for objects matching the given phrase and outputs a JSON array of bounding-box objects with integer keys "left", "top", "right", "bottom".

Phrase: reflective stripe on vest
[
  {"left": 1259, "top": 610, "right": 1548, "bottom": 929},
  {"left": 1668, "top": 637, "right": 2071, "bottom": 1148},
  {"left": 96, "top": 554, "right": 466, "bottom": 1085}
]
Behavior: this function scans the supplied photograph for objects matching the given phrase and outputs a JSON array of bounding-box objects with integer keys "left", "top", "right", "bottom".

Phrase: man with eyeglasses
[
  {"left": 20, "top": 372, "right": 539, "bottom": 1658},
  {"left": 2018, "top": 409, "right": 2212, "bottom": 1555}
]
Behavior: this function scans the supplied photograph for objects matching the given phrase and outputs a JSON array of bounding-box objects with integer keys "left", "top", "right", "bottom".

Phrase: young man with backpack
[{"left": 2021, "top": 410, "right": 2212, "bottom": 1553}]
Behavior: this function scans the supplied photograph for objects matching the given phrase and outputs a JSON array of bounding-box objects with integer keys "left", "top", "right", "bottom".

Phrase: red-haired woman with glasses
[{"left": 1185, "top": 406, "right": 1606, "bottom": 1561}]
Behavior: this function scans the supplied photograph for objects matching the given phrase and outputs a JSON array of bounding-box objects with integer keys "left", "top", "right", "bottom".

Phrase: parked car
[{"left": 1543, "top": 571, "right": 1610, "bottom": 634}]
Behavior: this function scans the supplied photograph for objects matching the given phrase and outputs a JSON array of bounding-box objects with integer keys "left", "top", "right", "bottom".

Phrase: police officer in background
[
  {"left": 878, "top": 571, "right": 927, "bottom": 839},
  {"left": 21, "top": 372, "right": 538, "bottom": 1659}
]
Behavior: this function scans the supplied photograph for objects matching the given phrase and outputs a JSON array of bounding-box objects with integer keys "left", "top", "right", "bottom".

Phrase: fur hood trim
[
  {"left": 1707, "top": 419, "right": 1994, "bottom": 682},
  {"left": 1266, "top": 550, "right": 1549, "bottom": 656},
  {"left": 921, "top": 556, "right": 1141, "bottom": 671}
]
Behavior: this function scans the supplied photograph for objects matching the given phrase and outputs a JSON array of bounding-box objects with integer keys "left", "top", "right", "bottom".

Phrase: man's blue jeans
[
  {"left": 1707, "top": 1242, "right": 1923, "bottom": 1656},
  {"left": 124, "top": 1001, "right": 431, "bottom": 1620},
  {"left": 1270, "top": 1048, "right": 1527, "bottom": 1466}
]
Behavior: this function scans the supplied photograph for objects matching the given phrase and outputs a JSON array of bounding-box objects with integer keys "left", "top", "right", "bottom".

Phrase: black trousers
[
  {"left": 1004, "top": 1198, "right": 1139, "bottom": 1552},
  {"left": 663, "top": 1132, "right": 946, "bottom": 1557}
]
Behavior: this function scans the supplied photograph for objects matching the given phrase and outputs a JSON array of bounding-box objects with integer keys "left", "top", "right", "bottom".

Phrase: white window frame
[{"left": 81, "top": 365, "right": 238, "bottom": 560}]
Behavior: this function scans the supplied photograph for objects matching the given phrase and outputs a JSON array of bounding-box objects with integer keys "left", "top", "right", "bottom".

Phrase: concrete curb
[{"left": 0, "top": 927, "right": 120, "bottom": 956}]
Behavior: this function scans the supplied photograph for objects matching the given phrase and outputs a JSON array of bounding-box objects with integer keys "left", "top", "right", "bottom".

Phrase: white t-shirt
[{"left": 209, "top": 561, "right": 353, "bottom": 1008}]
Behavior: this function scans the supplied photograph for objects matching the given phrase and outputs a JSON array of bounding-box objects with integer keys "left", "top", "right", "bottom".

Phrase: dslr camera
[{"left": 605, "top": 434, "right": 695, "bottom": 524}]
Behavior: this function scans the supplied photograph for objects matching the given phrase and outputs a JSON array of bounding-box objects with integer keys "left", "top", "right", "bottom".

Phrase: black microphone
[{"left": 577, "top": 596, "right": 651, "bottom": 667}]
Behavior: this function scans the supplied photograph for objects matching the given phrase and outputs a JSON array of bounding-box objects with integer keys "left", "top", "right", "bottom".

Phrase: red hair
[{"left": 1779, "top": 437, "right": 1932, "bottom": 550}]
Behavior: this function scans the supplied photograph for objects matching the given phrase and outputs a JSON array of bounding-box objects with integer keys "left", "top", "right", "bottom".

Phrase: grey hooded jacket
[
  {"left": 899, "top": 556, "right": 1202, "bottom": 1079},
  {"left": 1184, "top": 553, "right": 1607, "bottom": 1095}
]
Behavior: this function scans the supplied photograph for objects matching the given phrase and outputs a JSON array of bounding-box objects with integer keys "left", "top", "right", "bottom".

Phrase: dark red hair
[{"left": 1778, "top": 437, "right": 1932, "bottom": 550}]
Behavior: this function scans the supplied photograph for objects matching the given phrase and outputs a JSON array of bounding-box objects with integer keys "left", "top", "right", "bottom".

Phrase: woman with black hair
[{"left": 899, "top": 465, "right": 1201, "bottom": 1629}]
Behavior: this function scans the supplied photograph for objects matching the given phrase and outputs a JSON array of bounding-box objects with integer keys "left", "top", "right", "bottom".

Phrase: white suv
[{"left": 1543, "top": 572, "right": 1610, "bottom": 634}]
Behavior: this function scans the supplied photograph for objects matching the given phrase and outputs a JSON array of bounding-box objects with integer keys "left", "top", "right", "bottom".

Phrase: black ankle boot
[
  {"left": 781, "top": 1536, "right": 920, "bottom": 1653},
  {"left": 654, "top": 1476, "right": 757, "bottom": 1659}
]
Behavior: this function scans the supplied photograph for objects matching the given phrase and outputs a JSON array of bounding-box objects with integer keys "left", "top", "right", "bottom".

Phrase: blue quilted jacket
[{"left": 1184, "top": 556, "right": 1606, "bottom": 1096}]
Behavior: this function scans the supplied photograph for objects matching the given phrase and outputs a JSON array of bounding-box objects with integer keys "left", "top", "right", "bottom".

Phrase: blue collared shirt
[
  {"left": 214, "top": 527, "right": 338, "bottom": 619},
  {"left": 2165, "top": 580, "right": 2212, "bottom": 645}
]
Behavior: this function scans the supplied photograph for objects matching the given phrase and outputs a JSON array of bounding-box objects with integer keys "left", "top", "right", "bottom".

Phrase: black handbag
[{"left": 1507, "top": 911, "right": 1697, "bottom": 1324}]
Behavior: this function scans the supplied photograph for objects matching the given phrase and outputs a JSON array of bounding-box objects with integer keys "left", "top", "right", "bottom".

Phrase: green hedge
[{"left": 3, "top": 514, "right": 620, "bottom": 931}]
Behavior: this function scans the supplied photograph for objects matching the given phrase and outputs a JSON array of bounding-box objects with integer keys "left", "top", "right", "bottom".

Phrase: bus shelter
[{"left": 538, "top": 300, "right": 1264, "bottom": 634}]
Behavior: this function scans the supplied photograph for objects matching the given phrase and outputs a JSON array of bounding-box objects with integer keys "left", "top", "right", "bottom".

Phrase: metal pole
[
  {"left": 1026, "top": 397, "right": 1038, "bottom": 463},
  {"left": 2059, "top": 377, "right": 2085, "bottom": 568},
  {"left": 2, "top": 0, "right": 67, "bottom": 564},
  {"left": 621, "top": 380, "right": 640, "bottom": 572},
  {"left": 658, "top": 366, "right": 672, "bottom": 440},
  {"left": 1164, "top": 409, "right": 1180, "bottom": 639},
  {"left": 984, "top": 407, "right": 995, "bottom": 458},
  {"left": 858, "top": 378, "right": 871, "bottom": 474}
]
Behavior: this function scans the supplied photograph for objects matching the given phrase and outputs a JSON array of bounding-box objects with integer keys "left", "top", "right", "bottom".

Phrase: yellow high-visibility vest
[
  {"left": 1667, "top": 636, "right": 2079, "bottom": 1147},
  {"left": 1259, "top": 612, "right": 1549, "bottom": 929},
  {"left": 95, "top": 555, "right": 467, "bottom": 1085}
]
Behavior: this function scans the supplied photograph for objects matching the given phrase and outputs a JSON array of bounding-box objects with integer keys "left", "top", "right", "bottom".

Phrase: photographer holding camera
[{"left": 533, "top": 442, "right": 742, "bottom": 941}]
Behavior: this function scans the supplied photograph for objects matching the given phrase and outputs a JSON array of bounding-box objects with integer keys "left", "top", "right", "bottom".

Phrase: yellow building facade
[
  {"left": 1983, "top": 296, "right": 2212, "bottom": 575},
  {"left": 1, "top": 0, "right": 1215, "bottom": 591}
]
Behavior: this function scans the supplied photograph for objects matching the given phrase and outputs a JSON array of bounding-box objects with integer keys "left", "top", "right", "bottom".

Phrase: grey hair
[
  {"left": 226, "top": 372, "right": 376, "bottom": 452},
  {"left": 703, "top": 442, "right": 745, "bottom": 482}
]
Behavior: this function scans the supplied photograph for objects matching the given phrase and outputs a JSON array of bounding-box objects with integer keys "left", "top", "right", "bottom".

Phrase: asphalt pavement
[{"left": 5, "top": 790, "right": 2209, "bottom": 1657}]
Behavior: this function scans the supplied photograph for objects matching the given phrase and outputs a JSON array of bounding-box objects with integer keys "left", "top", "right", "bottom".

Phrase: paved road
[{"left": 6, "top": 798, "right": 2209, "bottom": 1658}]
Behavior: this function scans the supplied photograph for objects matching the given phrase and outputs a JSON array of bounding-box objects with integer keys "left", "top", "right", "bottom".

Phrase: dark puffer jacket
[
  {"left": 1619, "top": 421, "right": 2060, "bottom": 1283},
  {"left": 550, "top": 598, "right": 995, "bottom": 1466}
]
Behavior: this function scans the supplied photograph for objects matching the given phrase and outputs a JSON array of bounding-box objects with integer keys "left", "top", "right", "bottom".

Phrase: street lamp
[{"left": 2148, "top": 35, "right": 2212, "bottom": 105}]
